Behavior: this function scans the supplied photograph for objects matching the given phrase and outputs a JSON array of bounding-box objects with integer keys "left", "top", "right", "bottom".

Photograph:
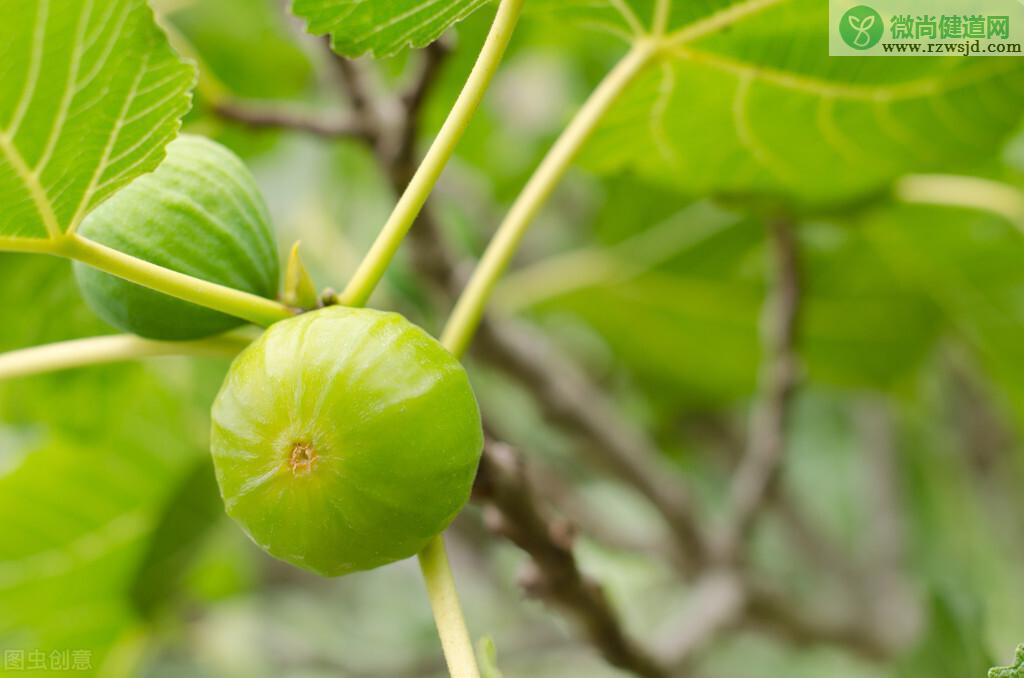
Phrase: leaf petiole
[
  {"left": 0, "top": 332, "right": 253, "bottom": 382},
  {"left": 440, "top": 41, "right": 658, "bottom": 359},
  {"left": 336, "top": 0, "right": 525, "bottom": 308},
  {"left": 0, "top": 233, "right": 296, "bottom": 328}
]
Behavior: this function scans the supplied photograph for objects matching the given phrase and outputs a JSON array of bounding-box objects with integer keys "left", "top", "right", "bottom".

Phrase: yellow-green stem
[
  {"left": 0, "top": 333, "right": 252, "bottom": 381},
  {"left": 440, "top": 42, "right": 657, "bottom": 359},
  {"left": 331, "top": 2, "right": 526, "bottom": 675},
  {"left": 59, "top": 234, "right": 294, "bottom": 327},
  {"left": 336, "top": 0, "right": 525, "bottom": 307},
  {"left": 418, "top": 536, "right": 481, "bottom": 678}
]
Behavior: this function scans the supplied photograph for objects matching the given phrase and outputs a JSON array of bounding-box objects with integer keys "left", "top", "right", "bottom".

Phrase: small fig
[
  {"left": 74, "top": 135, "right": 280, "bottom": 340},
  {"left": 210, "top": 306, "right": 483, "bottom": 576}
]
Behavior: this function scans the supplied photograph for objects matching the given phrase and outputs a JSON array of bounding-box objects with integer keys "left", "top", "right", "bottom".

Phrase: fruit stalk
[
  {"left": 418, "top": 536, "right": 481, "bottom": 678},
  {"left": 59, "top": 234, "right": 294, "bottom": 328},
  {"left": 336, "top": 0, "right": 525, "bottom": 308}
]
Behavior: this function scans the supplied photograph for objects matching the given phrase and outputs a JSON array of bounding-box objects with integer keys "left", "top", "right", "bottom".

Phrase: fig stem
[
  {"left": 57, "top": 233, "right": 296, "bottom": 327},
  {"left": 440, "top": 41, "right": 658, "bottom": 359},
  {"left": 0, "top": 332, "right": 253, "bottom": 381},
  {"left": 418, "top": 535, "right": 481, "bottom": 678},
  {"left": 335, "top": 0, "right": 525, "bottom": 309}
]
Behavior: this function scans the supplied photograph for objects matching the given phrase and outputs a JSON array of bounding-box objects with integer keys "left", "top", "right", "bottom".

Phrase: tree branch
[
  {"left": 717, "top": 218, "right": 802, "bottom": 561},
  {"left": 212, "top": 99, "right": 372, "bottom": 140},
  {"left": 474, "top": 319, "right": 710, "bottom": 569},
  {"left": 474, "top": 439, "right": 672, "bottom": 678}
]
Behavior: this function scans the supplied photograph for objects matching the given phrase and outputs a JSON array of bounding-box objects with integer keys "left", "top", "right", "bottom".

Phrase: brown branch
[
  {"left": 717, "top": 218, "right": 802, "bottom": 561},
  {"left": 212, "top": 99, "right": 371, "bottom": 140},
  {"left": 743, "top": 584, "right": 893, "bottom": 660},
  {"left": 399, "top": 40, "right": 453, "bottom": 157},
  {"left": 473, "top": 319, "right": 710, "bottom": 569},
  {"left": 327, "top": 50, "right": 381, "bottom": 137},
  {"left": 474, "top": 439, "right": 672, "bottom": 678},
  {"left": 652, "top": 571, "right": 746, "bottom": 667}
]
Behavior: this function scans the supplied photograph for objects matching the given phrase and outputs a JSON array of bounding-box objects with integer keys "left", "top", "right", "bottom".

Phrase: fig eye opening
[{"left": 289, "top": 442, "right": 318, "bottom": 476}]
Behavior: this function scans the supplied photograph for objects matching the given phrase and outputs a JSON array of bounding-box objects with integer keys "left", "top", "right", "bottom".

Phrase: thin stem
[
  {"left": 336, "top": 0, "right": 524, "bottom": 307},
  {"left": 895, "top": 174, "right": 1024, "bottom": 229},
  {"left": 58, "top": 234, "right": 294, "bottom": 327},
  {"left": 440, "top": 42, "right": 657, "bottom": 358},
  {"left": 0, "top": 332, "right": 252, "bottom": 381},
  {"left": 418, "top": 536, "right": 481, "bottom": 678}
]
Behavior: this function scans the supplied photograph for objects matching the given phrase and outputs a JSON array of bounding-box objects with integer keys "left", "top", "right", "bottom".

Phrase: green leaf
[
  {"left": 897, "top": 593, "right": 993, "bottom": 678},
  {"left": 0, "top": 256, "right": 226, "bottom": 671},
  {"left": 0, "top": 383, "right": 208, "bottom": 672},
  {"left": 864, "top": 203, "right": 1024, "bottom": 422},
  {"left": 166, "top": 0, "right": 312, "bottom": 100},
  {"left": 531, "top": 0, "right": 1024, "bottom": 205},
  {"left": 283, "top": 242, "right": 320, "bottom": 310},
  {"left": 529, "top": 217, "right": 939, "bottom": 403},
  {"left": 477, "top": 636, "right": 504, "bottom": 678},
  {"left": 0, "top": 0, "right": 194, "bottom": 241},
  {"left": 129, "top": 458, "right": 223, "bottom": 619},
  {"left": 291, "top": 0, "right": 492, "bottom": 58}
]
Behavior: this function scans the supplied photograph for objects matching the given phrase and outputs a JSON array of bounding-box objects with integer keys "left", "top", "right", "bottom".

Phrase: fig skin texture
[
  {"left": 75, "top": 135, "right": 280, "bottom": 340},
  {"left": 210, "top": 306, "right": 484, "bottom": 577}
]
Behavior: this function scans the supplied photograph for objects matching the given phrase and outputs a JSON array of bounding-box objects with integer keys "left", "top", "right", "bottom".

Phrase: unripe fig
[
  {"left": 210, "top": 306, "right": 484, "bottom": 577},
  {"left": 74, "top": 135, "right": 280, "bottom": 340}
]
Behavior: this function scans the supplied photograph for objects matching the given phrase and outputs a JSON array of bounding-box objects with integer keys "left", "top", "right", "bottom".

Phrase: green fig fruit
[
  {"left": 74, "top": 135, "right": 280, "bottom": 340},
  {"left": 210, "top": 306, "right": 483, "bottom": 577}
]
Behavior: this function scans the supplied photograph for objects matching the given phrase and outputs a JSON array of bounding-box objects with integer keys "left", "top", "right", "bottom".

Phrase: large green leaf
[
  {"left": 865, "top": 203, "right": 1024, "bottom": 422},
  {"left": 167, "top": 0, "right": 313, "bottom": 100},
  {"left": 527, "top": 216, "right": 939, "bottom": 403},
  {"left": 291, "top": 0, "right": 492, "bottom": 58},
  {"left": 0, "top": 256, "right": 227, "bottom": 673},
  {"left": 0, "top": 0, "right": 194, "bottom": 241},
  {"left": 530, "top": 0, "right": 1024, "bottom": 205}
]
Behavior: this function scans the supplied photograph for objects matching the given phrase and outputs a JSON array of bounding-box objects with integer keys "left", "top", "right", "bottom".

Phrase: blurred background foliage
[{"left": 3, "top": 0, "right": 1024, "bottom": 676}]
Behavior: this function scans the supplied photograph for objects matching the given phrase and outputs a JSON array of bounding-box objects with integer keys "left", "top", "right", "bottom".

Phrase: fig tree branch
[
  {"left": 211, "top": 100, "right": 372, "bottom": 140},
  {"left": 716, "top": 217, "right": 802, "bottom": 562},
  {"left": 474, "top": 439, "right": 672, "bottom": 678}
]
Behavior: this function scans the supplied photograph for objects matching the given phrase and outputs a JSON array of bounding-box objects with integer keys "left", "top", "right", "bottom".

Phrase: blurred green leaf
[
  {"left": 898, "top": 593, "right": 993, "bottom": 678},
  {"left": 0, "top": 255, "right": 225, "bottom": 672},
  {"left": 291, "top": 0, "right": 492, "bottom": 57},
  {"left": 530, "top": 218, "right": 939, "bottom": 403},
  {"left": 130, "top": 458, "right": 223, "bottom": 619},
  {"left": 167, "top": 0, "right": 312, "bottom": 100},
  {"left": 0, "top": 0, "right": 194, "bottom": 240},
  {"left": 568, "top": 1, "right": 1024, "bottom": 205},
  {"left": 865, "top": 204, "right": 1024, "bottom": 421},
  {"left": 478, "top": 636, "right": 504, "bottom": 678}
]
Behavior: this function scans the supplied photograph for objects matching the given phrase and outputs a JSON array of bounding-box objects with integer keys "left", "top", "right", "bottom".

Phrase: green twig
[{"left": 0, "top": 332, "right": 252, "bottom": 382}]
